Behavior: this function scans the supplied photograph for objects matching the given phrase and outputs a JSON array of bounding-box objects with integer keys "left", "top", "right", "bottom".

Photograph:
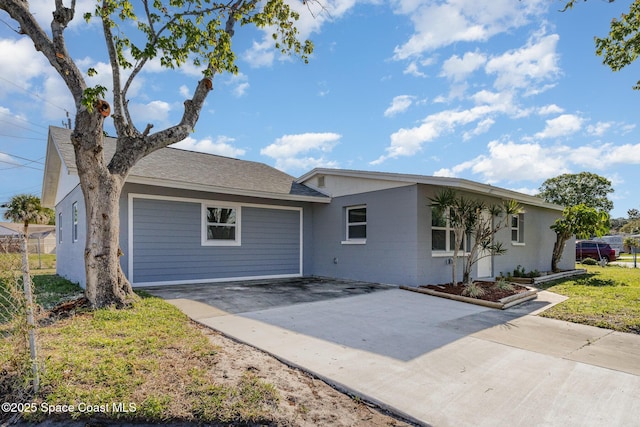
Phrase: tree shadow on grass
[
  {"left": 537, "top": 271, "right": 627, "bottom": 289},
  {"left": 574, "top": 276, "right": 625, "bottom": 287}
]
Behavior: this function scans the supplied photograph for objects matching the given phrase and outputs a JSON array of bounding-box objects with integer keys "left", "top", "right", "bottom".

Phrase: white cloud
[
  {"left": 0, "top": 152, "right": 15, "bottom": 164},
  {"left": 241, "top": 0, "right": 359, "bottom": 68},
  {"left": 77, "top": 57, "right": 117, "bottom": 95},
  {"left": 440, "top": 51, "right": 487, "bottom": 82},
  {"left": 485, "top": 32, "right": 560, "bottom": 92},
  {"left": 179, "top": 85, "right": 191, "bottom": 98},
  {"left": 128, "top": 100, "right": 172, "bottom": 126},
  {"left": 587, "top": 121, "right": 613, "bottom": 137},
  {"left": 620, "top": 124, "right": 636, "bottom": 135},
  {"left": 538, "top": 104, "right": 564, "bottom": 116},
  {"left": 171, "top": 136, "right": 246, "bottom": 158},
  {"left": 392, "top": 0, "right": 547, "bottom": 59},
  {"left": 403, "top": 61, "right": 427, "bottom": 77},
  {"left": 534, "top": 114, "right": 583, "bottom": 139},
  {"left": 572, "top": 143, "right": 640, "bottom": 169},
  {"left": 376, "top": 38, "right": 566, "bottom": 165},
  {"left": 0, "top": 38, "right": 75, "bottom": 120},
  {"left": 261, "top": 132, "right": 341, "bottom": 171},
  {"left": 0, "top": 38, "right": 49, "bottom": 98},
  {"left": 242, "top": 39, "right": 276, "bottom": 69},
  {"left": 384, "top": 95, "right": 415, "bottom": 117},
  {"left": 27, "top": 0, "right": 95, "bottom": 30},
  {"left": 439, "top": 139, "right": 640, "bottom": 185},
  {"left": 507, "top": 186, "right": 538, "bottom": 196},
  {"left": 449, "top": 140, "right": 571, "bottom": 183},
  {"left": 226, "top": 73, "right": 250, "bottom": 97},
  {"left": 463, "top": 118, "right": 494, "bottom": 140},
  {"left": 372, "top": 96, "right": 511, "bottom": 164}
]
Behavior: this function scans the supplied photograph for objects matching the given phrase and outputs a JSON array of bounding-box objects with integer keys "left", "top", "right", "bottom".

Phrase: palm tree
[{"left": 3, "top": 194, "right": 49, "bottom": 392}]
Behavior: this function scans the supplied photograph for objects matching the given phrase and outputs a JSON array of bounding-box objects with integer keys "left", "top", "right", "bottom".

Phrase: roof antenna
[{"left": 62, "top": 111, "right": 72, "bottom": 129}]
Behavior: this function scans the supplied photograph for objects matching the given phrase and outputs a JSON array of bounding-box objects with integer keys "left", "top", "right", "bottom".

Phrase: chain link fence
[{"left": 0, "top": 236, "right": 39, "bottom": 408}]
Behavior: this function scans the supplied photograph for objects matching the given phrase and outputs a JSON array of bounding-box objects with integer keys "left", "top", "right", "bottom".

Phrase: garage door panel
[{"left": 131, "top": 198, "right": 301, "bottom": 285}]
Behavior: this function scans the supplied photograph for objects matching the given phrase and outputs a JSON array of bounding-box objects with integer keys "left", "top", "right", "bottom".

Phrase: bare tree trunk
[
  {"left": 551, "top": 234, "right": 567, "bottom": 273},
  {"left": 20, "top": 225, "right": 39, "bottom": 392},
  {"left": 72, "top": 117, "right": 136, "bottom": 308},
  {"left": 452, "top": 230, "right": 464, "bottom": 285},
  {"left": 81, "top": 174, "right": 135, "bottom": 308}
]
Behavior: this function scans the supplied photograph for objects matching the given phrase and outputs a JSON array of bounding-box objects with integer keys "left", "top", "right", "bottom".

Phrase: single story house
[
  {"left": 0, "top": 222, "right": 56, "bottom": 254},
  {"left": 42, "top": 126, "right": 574, "bottom": 288}
]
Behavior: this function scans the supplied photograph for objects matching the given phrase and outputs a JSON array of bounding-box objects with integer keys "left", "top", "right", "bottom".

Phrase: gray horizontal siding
[{"left": 131, "top": 198, "right": 300, "bottom": 284}]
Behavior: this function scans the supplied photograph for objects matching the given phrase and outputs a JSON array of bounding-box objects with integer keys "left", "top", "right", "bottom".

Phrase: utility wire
[
  {"left": 0, "top": 133, "right": 47, "bottom": 141},
  {"left": 0, "top": 76, "right": 71, "bottom": 115},
  {"left": 0, "top": 110, "right": 50, "bottom": 131},
  {"left": 0, "top": 151, "right": 45, "bottom": 165},
  {"left": 0, "top": 118, "right": 47, "bottom": 135},
  {"left": 0, "top": 159, "right": 43, "bottom": 171}
]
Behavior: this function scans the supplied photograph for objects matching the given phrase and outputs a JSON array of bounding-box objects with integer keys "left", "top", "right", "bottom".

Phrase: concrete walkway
[{"left": 158, "top": 285, "right": 640, "bottom": 427}]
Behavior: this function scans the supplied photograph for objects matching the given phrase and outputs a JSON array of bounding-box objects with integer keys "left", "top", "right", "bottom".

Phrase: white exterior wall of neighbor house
[{"left": 55, "top": 184, "right": 87, "bottom": 287}]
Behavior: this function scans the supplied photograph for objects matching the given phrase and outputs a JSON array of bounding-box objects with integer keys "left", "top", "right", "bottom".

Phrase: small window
[
  {"left": 58, "top": 212, "right": 63, "bottom": 244},
  {"left": 72, "top": 202, "right": 78, "bottom": 242},
  {"left": 511, "top": 213, "right": 525, "bottom": 244},
  {"left": 202, "top": 204, "right": 240, "bottom": 246},
  {"left": 345, "top": 205, "right": 366, "bottom": 243},
  {"left": 317, "top": 175, "right": 325, "bottom": 188}
]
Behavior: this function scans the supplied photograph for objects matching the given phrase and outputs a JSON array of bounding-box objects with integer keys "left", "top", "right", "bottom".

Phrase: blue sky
[{"left": 0, "top": 0, "right": 639, "bottom": 218}]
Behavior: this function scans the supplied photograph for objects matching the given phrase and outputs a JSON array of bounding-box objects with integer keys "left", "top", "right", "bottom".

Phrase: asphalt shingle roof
[{"left": 49, "top": 127, "right": 328, "bottom": 200}]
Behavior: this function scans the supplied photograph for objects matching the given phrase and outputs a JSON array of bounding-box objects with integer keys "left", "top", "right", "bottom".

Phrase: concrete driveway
[{"left": 146, "top": 279, "right": 640, "bottom": 427}]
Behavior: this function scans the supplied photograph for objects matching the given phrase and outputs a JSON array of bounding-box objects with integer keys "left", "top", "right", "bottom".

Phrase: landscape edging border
[{"left": 399, "top": 285, "right": 538, "bottom": 310}]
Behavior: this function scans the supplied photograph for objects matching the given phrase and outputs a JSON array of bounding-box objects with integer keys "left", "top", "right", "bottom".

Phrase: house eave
[
  {"left": 126, "top": 176, "right": 331, "bottom": 204},
  {"left": 298, "top": 168, "right": 564, "bottom": 211}
]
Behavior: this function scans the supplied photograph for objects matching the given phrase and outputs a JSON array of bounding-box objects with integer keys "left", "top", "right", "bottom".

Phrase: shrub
[
  {"left": 581, "top": 257, "right": 598, "bottom": 265},
  {"left": 493, "top": 278, "right": 514, "bottom": 292},
  {"left": 513, "top": 265, "right": 526, "bottom": 277},
  {"left": 512, "top": 265, "right": 541, "bottom": 278},
  {"left": 462, "top": 282, "right": 486, "bottom": 298}
]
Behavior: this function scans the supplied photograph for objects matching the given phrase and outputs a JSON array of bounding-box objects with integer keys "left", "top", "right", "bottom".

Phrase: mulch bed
[{"left": 420, "top": 281, "right": 530, "bottom": 303}]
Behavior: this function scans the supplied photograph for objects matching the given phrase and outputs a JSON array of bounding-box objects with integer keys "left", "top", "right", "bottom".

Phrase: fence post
[{"left": 20, "top": 234, "right": 39, "bottom": 393}]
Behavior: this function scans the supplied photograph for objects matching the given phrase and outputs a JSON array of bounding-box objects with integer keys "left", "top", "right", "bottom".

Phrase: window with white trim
[
  {"left": 345, "top": 205, "right": 366, "bottom": 242},
  {"left": 511, "top": 213, "right": 525, "bottom": 244},
  {"left": 72, "top": 202, "right": 78, "bottom": 242},
  {"left": 203, "top": 204, "right": 240, "bottom": 245},
  {"left": 431, "top": 206, "right": 468, "bottom": 252}
]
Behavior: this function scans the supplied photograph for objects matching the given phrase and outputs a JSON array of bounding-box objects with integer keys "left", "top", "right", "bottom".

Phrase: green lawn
[
  {"left": 537, "top": 264, "right": 640, "bottom": 334},
  {"left": 0, "top": 275, "right": 283, "bottom": 424},
  {"left": 2, "top": 256, "right": 639, "bottom": 424},
  {"left": 617, "top": 253, "right": 639, "bottom": 262},
  {"left": 0, "top": 253, "right": 56, "bottom": 273}
]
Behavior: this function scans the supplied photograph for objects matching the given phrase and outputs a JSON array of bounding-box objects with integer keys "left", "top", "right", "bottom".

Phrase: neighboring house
[
  {"left": 0, "top": 222, "right": 56, "bottom": 254},
  {"left": 42, "top": 127, "right": 575, "bottom": 288}
]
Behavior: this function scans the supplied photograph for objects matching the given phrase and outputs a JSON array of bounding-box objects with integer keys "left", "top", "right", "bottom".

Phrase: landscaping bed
[
  {"left": 401, "top": 270, "right": 587, "bottom": 310},
  {"left": 401, "top": 281, "right": 537, "bottom": 309}
]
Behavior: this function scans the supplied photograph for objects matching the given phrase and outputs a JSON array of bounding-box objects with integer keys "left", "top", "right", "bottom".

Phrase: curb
[{"left": 400, "top": 285, "right": 538, "bottom": 310}]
